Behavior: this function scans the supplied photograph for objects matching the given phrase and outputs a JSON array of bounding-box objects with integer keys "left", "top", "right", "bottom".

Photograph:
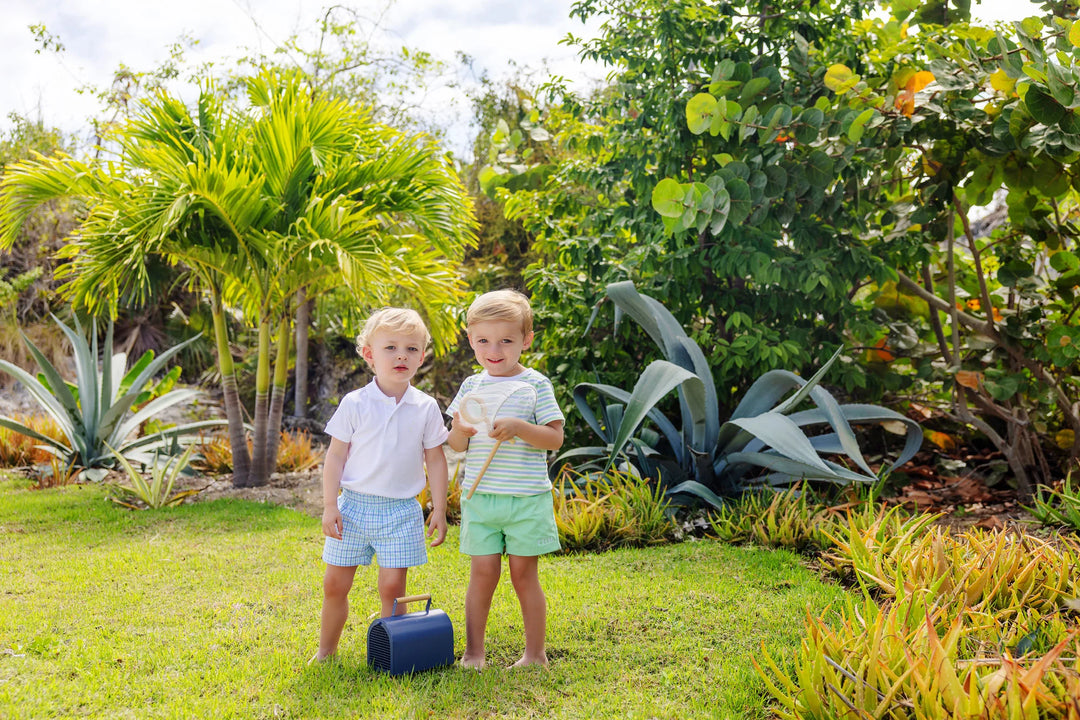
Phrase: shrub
[
  {"left": 553, "top": 469, "right": 677, "bottom": 552},
  {"left": 192, "top": 433, "right": 235, "bottom": 474},
  {"left": 0, "top": 413, "right": 64, "bottom": 467},
  {"left": 108, "top": 443, "right": 201, "bottom": 510},
  {"left": 1025, "top": 474, "right": 1080, "bottom": 532},
  {"left": 274, "top": 430, "right": 323, "bottom": 473},
  {"left": 561, "top": 282, "right": 922, "bottom": 509},
  {"left": 0, "top": 315, "right": 225, "bottom": 479}
]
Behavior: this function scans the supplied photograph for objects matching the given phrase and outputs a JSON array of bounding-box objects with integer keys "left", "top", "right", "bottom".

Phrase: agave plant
[
  {"left": 0, "top": 315, "right": 226, "bottom": 479},
  {"left": 561, "top": 281, "right": 922, "bottom": 508}
]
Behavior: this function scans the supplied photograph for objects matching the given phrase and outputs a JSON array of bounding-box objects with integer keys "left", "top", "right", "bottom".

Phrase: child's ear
[
  {"left": 523, "top": 330, "right": 535, "bottom": 349},
  {"left": 360, "top": 344, "right": 374, "bottom": 364}
]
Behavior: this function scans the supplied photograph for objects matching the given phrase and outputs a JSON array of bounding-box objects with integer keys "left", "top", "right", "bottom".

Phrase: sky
[{"left": 0, "top": 0, "right": 1044, "bottom": 156}]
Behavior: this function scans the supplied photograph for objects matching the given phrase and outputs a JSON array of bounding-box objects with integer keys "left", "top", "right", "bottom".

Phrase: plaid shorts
[{"left": 322, "top": 490, "right": 428, "bottom": 568}]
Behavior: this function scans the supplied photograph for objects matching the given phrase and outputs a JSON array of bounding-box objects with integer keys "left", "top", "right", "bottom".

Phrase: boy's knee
[{"left": 323, "top": 567, "right": 355, "bottom": 597}]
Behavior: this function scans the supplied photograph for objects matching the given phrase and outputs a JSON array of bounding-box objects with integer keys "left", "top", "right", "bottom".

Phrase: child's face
[
  {"left": 361, "top": 330, "right": 427, "bottom": 387},
  {"left": 467, "top": 319, "right": 533, "bottom": 377}
]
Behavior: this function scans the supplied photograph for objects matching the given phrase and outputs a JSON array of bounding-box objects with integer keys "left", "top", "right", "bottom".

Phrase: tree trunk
[
  {"left": 266, "top": 316, "right": 291, "bottom": 476},
  {"left": 294, "top": 288, "right": 310, "bottom": 418},
  {"left": 212, "top": 293, "right": 250, "bottom": 487},
  {"left": 248, "top": 319, "right": 272, "bottom": 486}
]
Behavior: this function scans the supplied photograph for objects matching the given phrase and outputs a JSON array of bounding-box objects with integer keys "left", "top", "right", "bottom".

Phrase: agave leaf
[
  {"left": 606, "top": 280, "right": 667, "bottom": 350},
  {"left": 574, "top": 381, "right": 684, "bottom": 464},
  {"left": 730, "top": 346, "right": 842, "bottom": 420},
  {"left": 106, "top": 351, "right": 127, "bottom": 407},
  {"left": 787, "top": 404, "right": 923, "bottom": 471},
  {"left": 571, "top": 385, "right": 614, "bottom": 442},
  {"left": 604, "top": 360, "right": 702, "bottom": 473},
  {"left": 100, "top": 334, "right": 202, "bottom": 439},
  {"left": 118, "top": 333, "right": 203, "bottom": 408},
  {"left": 118, "top": 419, "right": 228, "bottom": 455},
  {"left": 54, "top": 315, "right": 99, "bottom": 439},
  {"left": 0, "top": 415, "right": 70, "bottom": 452},
  {"left": 724, "top": 450, "right": 875, "bottom": 484},
  {"left": 805, "top": 384, "right": 876, "bottom": 477},
  {"left": 723, "top": 413, "right": 832, "bottom": 473},
  {"left": 670, "top": 335, "right": 718, "bottom": 457},
  {"left": 120, "top": 349, "right": 155, "bottom": 398},
  {"left": 0, "top": 359, "right": 78, "bottom": 441},
  {"left": 665, "top": 479, "right": 728, "bottom": 509},
  {"left": 110, "top": 388, "right": 204, "bottom": 445},
  {"left": 555, "top": 446, "right": 614, "bottom": 463},
  {"left": 607, "top": 282, "right": 720, "bottom": 453},
  {"left": 10, "top": 335, "right": 81, "bottom": 429},
  {"left": 101, "top": 320, "right": 117, "bottom": 409}
]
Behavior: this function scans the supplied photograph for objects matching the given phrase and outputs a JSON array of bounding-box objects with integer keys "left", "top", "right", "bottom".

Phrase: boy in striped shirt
[{"left": 447, "top": 290, "right": 565, "bottom": 669}]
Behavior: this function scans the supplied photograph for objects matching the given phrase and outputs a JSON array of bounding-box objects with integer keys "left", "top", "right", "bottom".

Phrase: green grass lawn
[{"left": 0, "top": 477, "right": 845, "bottom": 719}]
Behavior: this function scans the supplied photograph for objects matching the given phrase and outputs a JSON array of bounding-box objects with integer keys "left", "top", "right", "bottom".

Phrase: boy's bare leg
[
  {"left": 508, "top": 554, "right": 548, "bottom": 668},
  {"left": 314, "top": 564, "right": 358, "bottom": 661},
  {"left": 461, "top": 554, "right": 501, "bottom": 669},
  {"left": 377, "top": 566, "right": 409, "bottom": 617}
]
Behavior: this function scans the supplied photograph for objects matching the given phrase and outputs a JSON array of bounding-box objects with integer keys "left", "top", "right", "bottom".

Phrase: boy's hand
[
  {"left": 322, "top": 506, "right": 343, "bottom": 539},
  {"left": 426, "top": 509, "right": 447, "bottom": 547},
  {"left": 451, "top": 411, "right": 478, "bottom": 437},
  {"left": 490, "top": 417, "right": 525, "bottom": 442}
]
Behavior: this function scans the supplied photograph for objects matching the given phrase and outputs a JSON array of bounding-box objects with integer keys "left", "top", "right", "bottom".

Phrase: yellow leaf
[
  {"left": 955, "top": 370, "right": 983, "bottom": 389},
  {"left": 1055, "top": 429, "right": 1075, "bottom": 450},
  {"left": 1070, "top": 19, "right": 1080, "bottom": 48},
  {"left": 907, "top": 70, "right": 935, "bottom": 93},
  {"left": 990, "top": 68, "right": 1016, "bottom": 94},
  {"left": 925, "top": 430, "right": 958, "bottom": 451},
  {"left": 824, "top": 64, "right": 854, "bottom": 92}
]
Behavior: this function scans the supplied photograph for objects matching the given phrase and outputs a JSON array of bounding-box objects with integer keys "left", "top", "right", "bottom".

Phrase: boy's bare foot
[
  {"left": 308, "top": 651, "right": 335, "bottom": 665},
  {"left": 459, "top": 653, "right": 486, "bottom": 670},
  {"left": 509, "top": 654, "right": 548, "bottom": 669}
]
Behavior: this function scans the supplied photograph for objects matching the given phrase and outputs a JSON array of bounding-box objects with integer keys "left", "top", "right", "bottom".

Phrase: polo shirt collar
[{"left": 364, "top": 379, "right": 422, "bottom": 405}]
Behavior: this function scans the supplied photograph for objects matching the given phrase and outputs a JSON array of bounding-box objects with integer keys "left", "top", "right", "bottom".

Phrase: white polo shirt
[{"left": 324, "top": 381, "right": 450, "bottom": 498}]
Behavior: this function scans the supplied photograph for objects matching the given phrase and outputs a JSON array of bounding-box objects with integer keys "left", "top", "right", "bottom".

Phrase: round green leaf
[
  {"left": 652, "top": 178, "right": 686, "bottom": 218},
  {"left": 997, "top": 259, "right": 1034, "bottom": 287},
  {"left": 726, "top": 178, "right": 752, "bottom": 225},
  {"left": 763, "top": 165, "right": 788, "bottom": 197},
  {"left": 1051, "top": 250, "right": 1080, "bottom": 272},
  {"left": 1060, "top": 110, "right": 1080, "bottom": 134},
  {"left": 847, "top": 108, "right": 875, "bottom": 143},
  {"left": 686, "top": 93, "right": 719, "bottom": 135},
  {"left": 1025, "top": 87, "right": 1066, "bottom": 126},
  {"left": 794, "top": 107, "right": 824, "bottom": 144},
  {"left": 806, "top": 149, "right": 836, "bottom": 188},
  {"left": 710, "top": 184, "right": 731, "bottom": 234}
]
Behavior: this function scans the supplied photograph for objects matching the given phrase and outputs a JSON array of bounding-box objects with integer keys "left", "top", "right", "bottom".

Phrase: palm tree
[{"left": 0, "top": 71, "right": 476, "bottom": 486}]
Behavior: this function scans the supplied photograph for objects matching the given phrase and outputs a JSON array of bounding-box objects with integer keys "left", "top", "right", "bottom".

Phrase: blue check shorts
[{"left": 322, "top": 490, "right": 428, "bottom": 568}]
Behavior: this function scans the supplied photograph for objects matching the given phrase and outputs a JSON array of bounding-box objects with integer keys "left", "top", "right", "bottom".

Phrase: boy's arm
[
  {"left": 446, "top": 412, "right": 477, "bottom": 452},
  {"left": 489, "top": 418, "right": 564, "bottom": 451},
  {"left": 423, "top": 445, "right": 449, "bottom": 547},
  {"left": 321, "top": 438, "right": 349, "bottom": 539}
]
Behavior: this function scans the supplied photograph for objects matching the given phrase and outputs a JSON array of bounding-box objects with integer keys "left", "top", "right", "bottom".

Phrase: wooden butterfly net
[{"left": 457, "top": 380, "right": 538, "bottom": 499}]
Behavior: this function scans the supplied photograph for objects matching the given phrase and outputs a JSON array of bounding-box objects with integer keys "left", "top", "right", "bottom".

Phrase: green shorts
[{"left": 459, "top": 491, "right": 562, "bottom": 557}]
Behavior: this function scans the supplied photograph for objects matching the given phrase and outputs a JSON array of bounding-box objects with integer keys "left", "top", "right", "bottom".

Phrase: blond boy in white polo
[
  {"left": 447, "top": 290, "right": 564, "bottom": 669},
  {"left": 312, "top": 308, "right": 449, "bottom": 663}
]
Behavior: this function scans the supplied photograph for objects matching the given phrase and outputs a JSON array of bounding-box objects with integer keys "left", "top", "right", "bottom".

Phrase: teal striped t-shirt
[{"left": 446, "top": 368, "right": 564, "bottom": 496}]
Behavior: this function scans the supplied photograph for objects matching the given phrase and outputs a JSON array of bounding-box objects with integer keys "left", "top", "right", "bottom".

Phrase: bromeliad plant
[
  {"left": 563, "top": 282, "right": 922, "bottom": 508},
  {"left": 108, "top": 442, "right": 201, "bottom": 510},
  {"left": 0, "top": 315, "right": 226, "bottom": 480},
  {"left": 1025, "top": 475, "right": 1080, "bottom": 532}
]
